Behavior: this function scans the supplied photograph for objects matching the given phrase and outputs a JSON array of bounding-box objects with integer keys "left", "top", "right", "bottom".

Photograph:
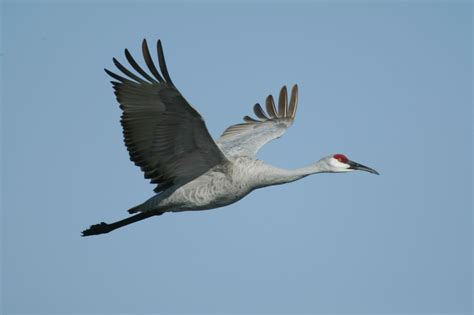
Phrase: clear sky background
[{"left": 1, "top": 1, "right": 472, "bottom": 314}]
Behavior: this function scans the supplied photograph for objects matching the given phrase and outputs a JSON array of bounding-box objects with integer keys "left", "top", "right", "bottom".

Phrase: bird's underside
[{"left": 82, "top": 39, "right": 300, "bottom": 237}]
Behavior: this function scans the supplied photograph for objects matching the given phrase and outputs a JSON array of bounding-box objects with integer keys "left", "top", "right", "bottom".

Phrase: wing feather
[
  {"left": 289, "top": 84, "right": 298, "bottom": 118},
  {"left": 217, "top": 85, "right": 299, "bottom": 157},
  {"left": 142, "top": 39, "right": 165, "bottom": 83},
  {"left": 278, "top": 86, "right": 288, "bottom": 117},
  {"left": 113, "top": 58, "right": 147, "bottom": 84},
  {"left": 157, "top": 40, "right": 174, "bottom": 86},
  {"left": 106, "top": 39, "right": 228, "bottom": 193},
  {"left": 124, "top": 49, "right": 158, "bottom": 83},
  {"left": 253, "top": 103, "right": 269, "bottom": 120},
  {"left": 243, "top": 115, "right": 260, "bottom": 123},
  {"left": 265, "top": 95, "right": 278, "bottom": 118}
]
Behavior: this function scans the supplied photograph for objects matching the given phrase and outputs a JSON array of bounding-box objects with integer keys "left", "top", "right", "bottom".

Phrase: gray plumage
[{"left": 82, "top": 39, "right": 378, "bottom": 236}]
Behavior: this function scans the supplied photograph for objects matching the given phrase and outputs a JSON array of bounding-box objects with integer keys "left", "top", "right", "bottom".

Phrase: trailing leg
[{"left": 81, "top": 211, "right": 163, "bottom": 236}]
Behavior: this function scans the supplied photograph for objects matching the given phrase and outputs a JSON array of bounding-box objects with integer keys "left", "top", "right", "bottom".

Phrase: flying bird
[{"left": 82, "top": 39, "right": 379, "bottom": 236}]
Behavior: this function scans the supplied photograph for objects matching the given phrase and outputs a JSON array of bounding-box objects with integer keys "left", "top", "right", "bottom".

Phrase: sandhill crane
[{"left": 82, "top": 39, "right": 379, "bottom": 237}]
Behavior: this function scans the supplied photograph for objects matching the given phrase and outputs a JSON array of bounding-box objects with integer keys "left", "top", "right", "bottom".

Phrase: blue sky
[{"left": 1, "top": 1, "right": 472, "bottom": 314}]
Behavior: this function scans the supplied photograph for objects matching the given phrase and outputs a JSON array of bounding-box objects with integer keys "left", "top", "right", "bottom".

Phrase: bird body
[
  {"left": 132, "top": 157, "right": 301, "bottom": 213},
  {"left": 82, "top": 39, "right": 378, "bottom": 236}
]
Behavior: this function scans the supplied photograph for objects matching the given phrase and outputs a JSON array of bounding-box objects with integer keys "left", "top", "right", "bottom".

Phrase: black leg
[{"left": 81, "top": 211, "right": 163, "bottom": 237}]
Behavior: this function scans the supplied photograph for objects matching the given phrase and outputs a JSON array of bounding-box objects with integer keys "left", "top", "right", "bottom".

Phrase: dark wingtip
[
  {"left": 104, "top": 68, "right": 114, "bottom": 78},
  {"left": 156, "top": 39, "right": 174, "bottom": 86},
  {"left": 142, "top": 38, "right": 165, "bottom": 83},
  {"left": 157, "top": 40, "right": 163, "bottom": 54},
  {"left": 104, "top": 68, "right": 121, "bottom": 82},
  {"left": 142, "top": 39, "right": 148, "bottom": 51}
]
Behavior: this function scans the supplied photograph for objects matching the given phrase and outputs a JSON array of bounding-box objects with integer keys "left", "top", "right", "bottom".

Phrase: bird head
[{"left": 319, "top": 153, "right": 379, "bottom": 175}]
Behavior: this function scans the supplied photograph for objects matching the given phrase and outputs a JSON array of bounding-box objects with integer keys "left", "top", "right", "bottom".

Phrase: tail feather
[{"left": 127, "top": 204, "right": 143, "bottom": 214}]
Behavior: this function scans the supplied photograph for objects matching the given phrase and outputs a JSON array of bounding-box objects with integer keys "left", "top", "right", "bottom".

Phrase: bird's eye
[{"left": 333, "top": 154, "right": 348, "bottom": 163}]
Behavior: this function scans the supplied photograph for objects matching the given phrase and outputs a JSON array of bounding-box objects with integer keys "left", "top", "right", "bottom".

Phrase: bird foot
[{"left": 81, "top": 222, "right": 111, "bottom": 237}]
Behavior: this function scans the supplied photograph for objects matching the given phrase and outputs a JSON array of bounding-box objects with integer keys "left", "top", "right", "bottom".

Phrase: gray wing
[
  {"left": 105, "top": 39, "right": 228, "bottom": 193},
  {"left": 216, "top": 85, "right": 298, "bottom": 157}
]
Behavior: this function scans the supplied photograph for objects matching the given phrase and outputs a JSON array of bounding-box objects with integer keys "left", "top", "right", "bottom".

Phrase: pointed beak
[{"left": 348, "top": 160, "right": 379, "bottom": 175}]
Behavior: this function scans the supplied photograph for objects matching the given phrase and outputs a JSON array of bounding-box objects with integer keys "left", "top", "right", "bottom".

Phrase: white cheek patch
[{"left": 330, "top": 158, "right": 350, "bottom": 169}]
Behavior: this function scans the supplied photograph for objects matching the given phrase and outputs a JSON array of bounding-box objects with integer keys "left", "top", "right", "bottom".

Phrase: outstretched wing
[
  {"left": 216, "top": 85, "right": 298, "bottom": 157},
  {"left": 105, "top": 39, "right": 228, "bottom": 193}
]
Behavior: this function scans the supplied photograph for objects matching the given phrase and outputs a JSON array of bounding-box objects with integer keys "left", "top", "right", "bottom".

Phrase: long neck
[{"left": 260, "top": 161, "right": 328, "bottom": 187}]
